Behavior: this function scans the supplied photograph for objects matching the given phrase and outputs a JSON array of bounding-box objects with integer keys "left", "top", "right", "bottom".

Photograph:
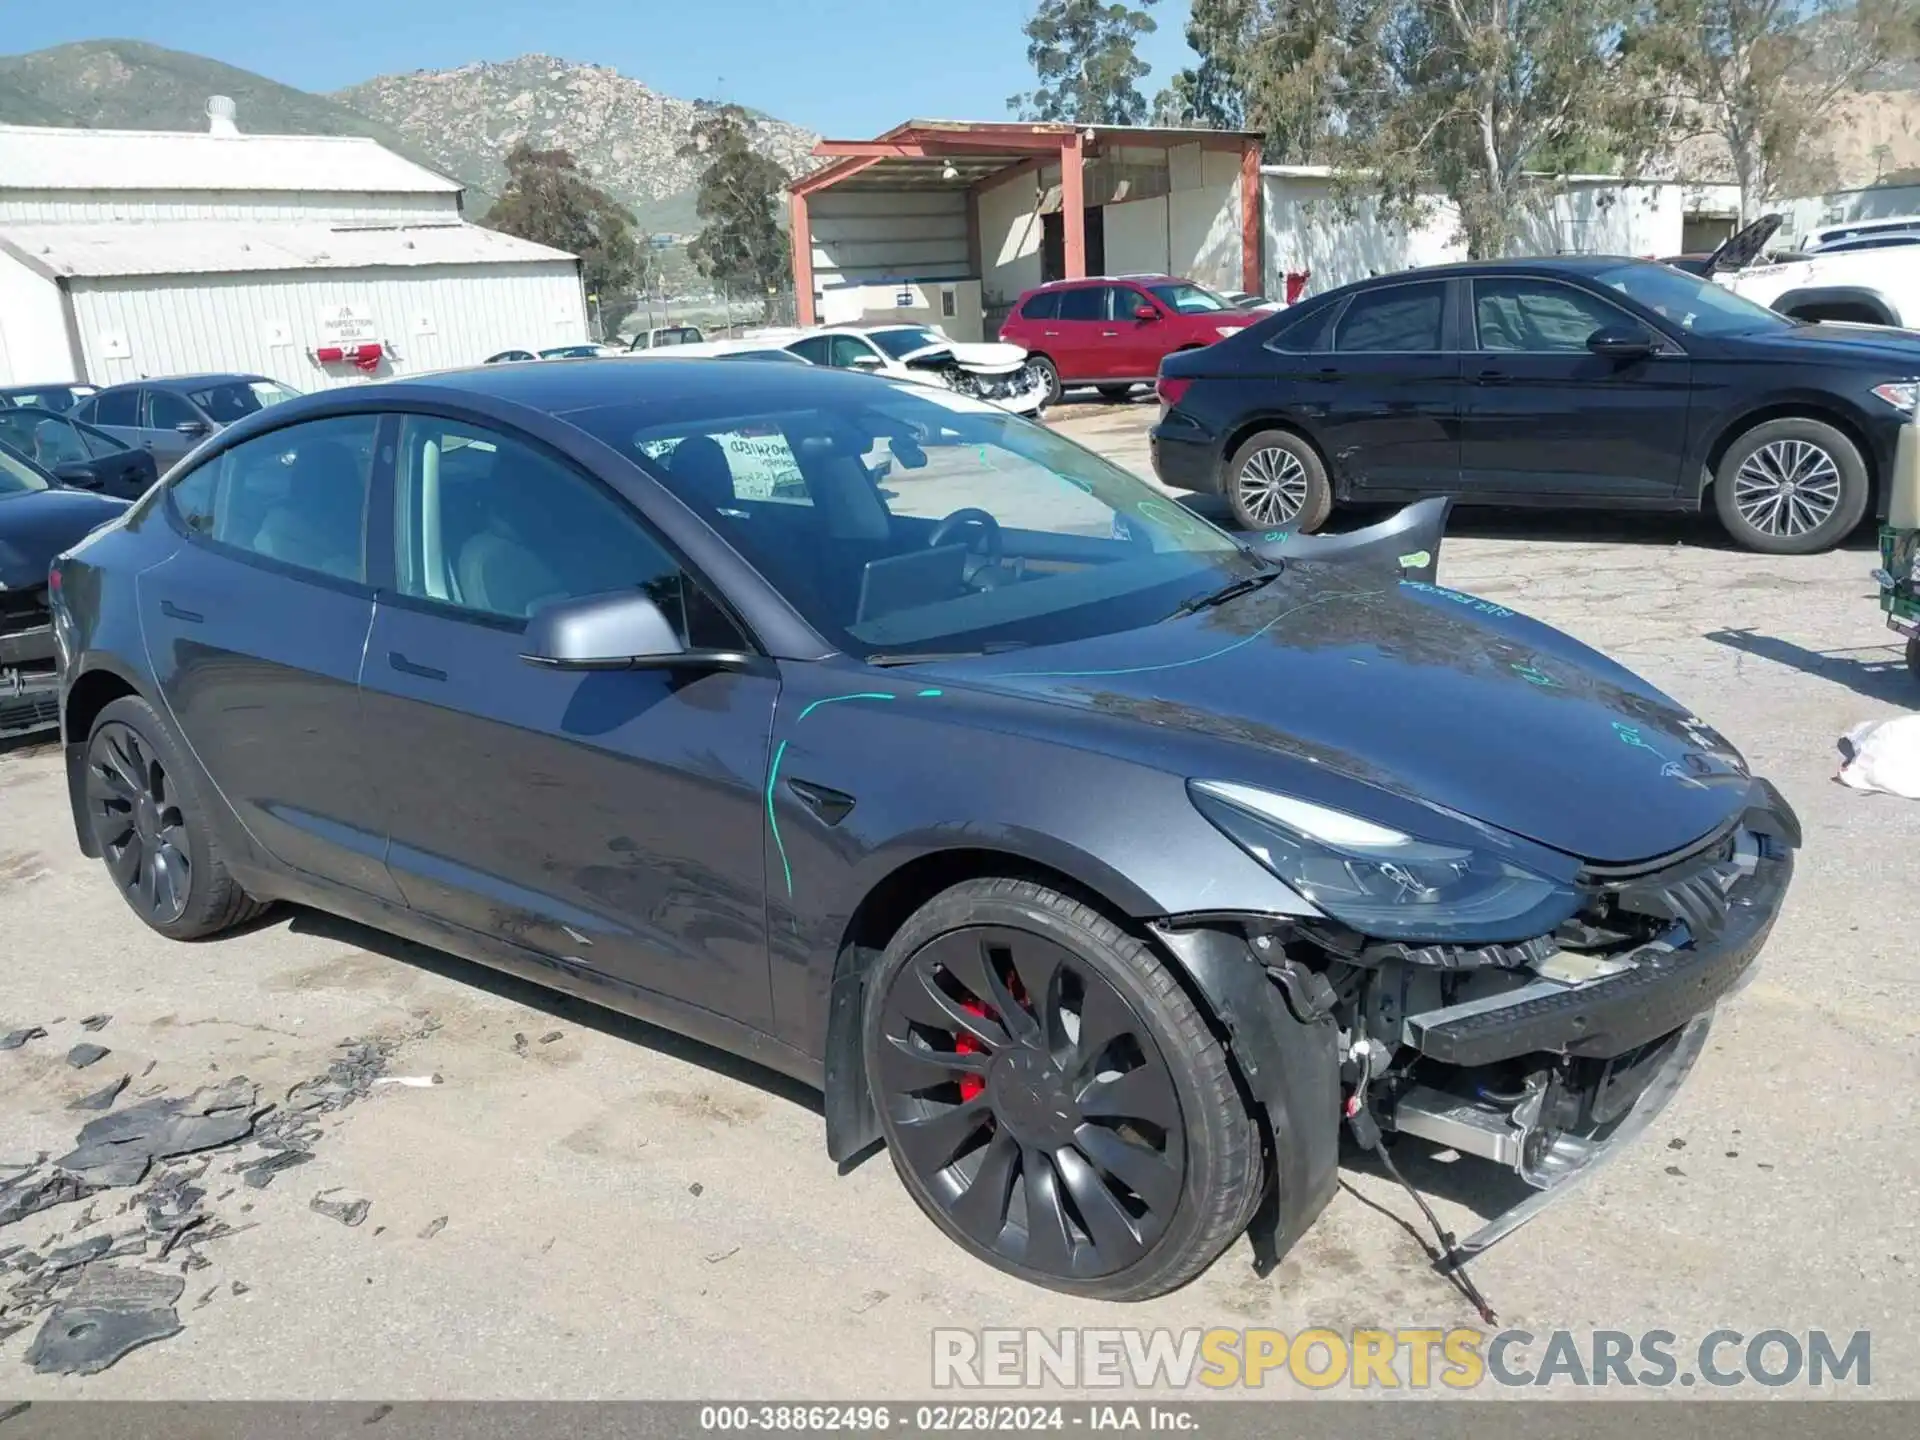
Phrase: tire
[
  {"left": 1097, "top": 384, "right": 1134, "bottom": 402},
  {"left": 1028, "top": 355, "right": 1062, "bottom": 408},
  {"left": 82, "top": 694, "right": 268, "bottom": 940},
  {"left": 1225, "top": 428, "right": 1334, "bottom": 534},
  {"left": 1712, "top": 417, "right": 1869, "bottom": 555},
  {"left": 863, "top": 876, "right": 1261, "bottom": 1301}
]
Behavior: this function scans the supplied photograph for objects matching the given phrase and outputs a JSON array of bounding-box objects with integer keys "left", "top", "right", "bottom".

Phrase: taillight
[
  {"left": 1157, "top": 375, "right": 1193, "bottom": 407},
  {"left": 47, "top": 564, "right": 62, "bottom": 594}
]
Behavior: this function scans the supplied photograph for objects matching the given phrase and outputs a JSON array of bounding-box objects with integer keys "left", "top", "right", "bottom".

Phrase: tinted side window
[
  {"left": 1056, "top": 287, "right": 1104, "bottom": 321},
  {"left": 90, "top": 390, "right": 140, "bottom": 427},
  {"left": 1473, "top": 278, "right": 1636, "bottom": 352},
  {"left": 828, "top": 335, "right": 876, "bottom": 368},
  {"left": 1021, "top": 291, "right": 1059, "bottom": 320},
  {"left": 146, "top": 390, "right": 199, "bottom": 429},
  {"left": 1108, "top": 286, "right": 1146, "bottom": 320},
  {"left": 1263, "top": 303, "right": 1336, "bottom": 354},
  {"left": 169, "top": 415, "right": 378, "bottom": 582},
  {"left": 392, "top": 416, "right": 745, "bottom": 648},
  {"left": 788, "top": 336, "right": 833, "bottom": 365},
  {"left": 1335, "top": 282, "right": 1448, "bottom": 353}
]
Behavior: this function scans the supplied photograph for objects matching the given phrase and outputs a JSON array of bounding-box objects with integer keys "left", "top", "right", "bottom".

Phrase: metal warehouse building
[{"left": 0, "top": 104, "right": 590, "bottom": 391}]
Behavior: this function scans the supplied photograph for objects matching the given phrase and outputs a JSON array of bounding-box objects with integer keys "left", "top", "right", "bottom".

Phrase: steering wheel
[{"left": 928, "top": 507, "right": 1004, "bottom": 563}]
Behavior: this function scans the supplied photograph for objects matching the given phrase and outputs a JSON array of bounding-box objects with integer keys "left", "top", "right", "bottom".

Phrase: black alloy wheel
[
  {"left": 88, "top": 719, "right": 192, "bottom": 926},
  {"left": 866, "top": 879, "right": 1262, "bottom": 1299}
]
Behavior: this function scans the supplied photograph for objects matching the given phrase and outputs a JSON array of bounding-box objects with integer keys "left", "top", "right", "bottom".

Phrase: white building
[
  {"left": 1261, "top": 168, "right": 1744, "bottom": 296},
  {"left": 0, "top": 102, "right": 590, "bottom": 391}
]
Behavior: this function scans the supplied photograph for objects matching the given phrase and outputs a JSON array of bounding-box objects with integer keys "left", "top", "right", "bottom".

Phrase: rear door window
[
  {"left": 1334, "top": 282, "right": 1448, "bottom": 353},
  {"left": 90, "top": 389, "right": 141, "bottom": 428},
  {"left": 1021, "top": 291, "right": 1060, "bottom": 321},
  {"left": 1055, "top": 287, "right": 1105, "bottom": 321}
]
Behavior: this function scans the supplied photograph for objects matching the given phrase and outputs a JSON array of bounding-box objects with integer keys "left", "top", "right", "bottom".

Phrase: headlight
[
  {"left": 1188, "top": 780, "right": 1579, "bottom": 943},
  {"left": 1871, "top": 381, "right": 1919, "bottom": 412}
]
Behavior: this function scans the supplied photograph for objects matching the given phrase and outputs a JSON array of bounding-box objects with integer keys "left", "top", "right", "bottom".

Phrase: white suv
[{"left": 1705, "top": 213, "right": 1920, "bottom": 328}]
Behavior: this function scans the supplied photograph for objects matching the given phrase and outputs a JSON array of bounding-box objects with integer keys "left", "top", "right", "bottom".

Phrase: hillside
[
  {"left": 335, "top": 55, "right": 820, "bottom": 233},
  {"left": 0, "top": 40, "right": 483, "bottom": 200}
]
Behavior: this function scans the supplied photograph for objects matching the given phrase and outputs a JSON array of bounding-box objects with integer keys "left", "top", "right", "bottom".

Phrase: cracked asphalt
[{"left": 1, "top": 397, "right": 1916, "bottom": 1397}]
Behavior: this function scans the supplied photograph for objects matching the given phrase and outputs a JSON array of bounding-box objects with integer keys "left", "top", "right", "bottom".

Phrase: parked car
[
  {"left": 624, "top": 337, "right": 814, "bottom": 364},
  {"left": 1221, "top": 290, "right": 1283, "bottom": 313},
  {"left": 1705, "top": 212, "right": 1920, "bottom": 328},
  {"left": 783, "top": 324, "right": 1048, "bottom": 415},
  {"left": 999, "top": 275, "right": 1259, "bottom": 405},
  {"left": 52, "top": 358, "right": 1796, "bottom": 1299},
  {"left": 72, "top": 374, "right": 301, "bottom": 474},
  {"left": 0, "top": 407, "right": 158, "bottom": 499},
  {"left": 1803, "top": 213, "right": 1920, "bottom": 250},
  {"left": 628, "top": 325, "right": 706, "bottom": 351},
  {"left": 1153, "top": 253, "right": 1920, "bottom": 552},
  {"left": 0, "top": 440, "right": 128, "bottom": 739},
  {"left": 485, "top": 349, "right": 538, "bottom": 365},
  {"left": 0, "top": 383, "right": 98, "bottom": 414},
  {"left": 540, "top": 344, "right": 617, "bottom": 359}
]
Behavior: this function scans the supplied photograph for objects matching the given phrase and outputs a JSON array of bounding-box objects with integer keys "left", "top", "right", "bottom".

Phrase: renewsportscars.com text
[{"left": 931, "top": 1327, "right": 1872, "bottom": 1391}]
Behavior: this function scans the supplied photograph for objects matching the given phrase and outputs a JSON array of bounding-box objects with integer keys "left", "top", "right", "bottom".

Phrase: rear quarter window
[{"left": 1262, "top": 302, "right": 1337, "bottom": 354}]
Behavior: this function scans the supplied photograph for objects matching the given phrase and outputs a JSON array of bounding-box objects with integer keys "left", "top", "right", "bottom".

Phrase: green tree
[
  {"left": 487, "top": 142, "right": 645, "bottom": 330},
  {"left": 680, "top": 105, "right": 791, "bottom": 314},
  {"left": 1011, "top": 0, "right": 1162, "bottom": 125},
  {"left": 1633, "top": 0, "right": 1918, "bottom": 222}
]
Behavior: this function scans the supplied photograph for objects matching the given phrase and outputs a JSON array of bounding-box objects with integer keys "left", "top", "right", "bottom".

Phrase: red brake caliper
[{"left": 954, "top": 972, "right": 1029, "bottom": 1102}]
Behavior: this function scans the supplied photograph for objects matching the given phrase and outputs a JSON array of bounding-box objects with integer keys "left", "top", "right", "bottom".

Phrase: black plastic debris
[
  {"left": 310, "top": 1189, "right": 371, "bottom": 1228},
  {"left": 230, "top": 1280, "right": 249, "bottom": 1296},
  {"left": 55, "top": 1080, "right": 263, "bottom": 1188},
  {"left": 44, "top": 1235, "right": 112, "bottom": 1272},
  {"left": 66, "top": 1044, "right": 111, "bottom": 1070},
  {"left": 240, "top": 1150, "right": 314, "bottom": 1189},
  {"left": 538, "top": 1031, "right": 563, "bottom": 1045},
  {"left": 0, "top": 1168, "right": 98, "bottom": 1228},
  {"left": 512, "top": 1033, "right": 529, "bottom": 1057},
  {"left": 25, "top": 1265, "right": 184, "bottom": 1375},
  {"left": 418, "top": 1215, "right": 447, "bottom": 1240},
  {"left": 79, "top": 1015, "right": 112, "bottom": 1033},
  {"left": 0, "top": 1027, "right": 47, "bottom": 1052},
  {"left": 69, "top": 1075, "right": 130, "bottom": 1112}
]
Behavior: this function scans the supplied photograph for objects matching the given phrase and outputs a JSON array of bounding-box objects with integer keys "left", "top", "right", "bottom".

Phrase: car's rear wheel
[
  {"left": 1028, "top": 356, "right": 1062, "bottom": 408},
  {"left": 84, "top": 695, "right": 267, "bottom": 940},
  {"left": 1225, "top": 429, "right": 1333, "bottom": 533},
  {"left": 863, "top": 877, "right": 1261, "bottom": 1300},
  {"left": 1713, "top": 417, "right": 1868, "bottom": 554}
]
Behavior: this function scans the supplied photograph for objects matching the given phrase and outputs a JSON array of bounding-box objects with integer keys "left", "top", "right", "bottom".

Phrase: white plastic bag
[{"left": 1837, "top": 714, "right": 1920, "bottom": 799}]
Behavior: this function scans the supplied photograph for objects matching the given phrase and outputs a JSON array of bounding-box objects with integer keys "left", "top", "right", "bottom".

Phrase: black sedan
[
  {"left": 50, "top": 360, "right": 1796, "bottom": 1298},
  {"left": 1151, "top": 255, "right": 1920, "bottom": 553},
  {"left": 1, "top": 442, "right": 129, "bottom": 738},
  {"left": 0, "top": 406, "right": 158, "bottom": 499}
]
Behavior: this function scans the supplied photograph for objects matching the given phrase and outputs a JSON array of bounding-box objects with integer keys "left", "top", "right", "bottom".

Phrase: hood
[
  {"left": 907, "top": 340, "right": 1031, "bottom": 375},
  {"left": 0, "top": 489, "right": 130, "bottom": 590},
  {"left": 1739, "top": 319, "right": 1920, "bottom": 361},
  {"left": 1701, "top": 212, "right": 1783, "bottom": 277},
  {"left": 924, "top": 574, "right": 1752, "bottom": 866}
]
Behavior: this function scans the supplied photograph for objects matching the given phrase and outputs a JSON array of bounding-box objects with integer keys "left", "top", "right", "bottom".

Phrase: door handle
[
  {"left": 1313, "top": 367, "right": 1339, "bottom": 382},
  {"left": 1043, "top": 330, "right": 1060, "bottom": 337},
  {"left": 388, "top": 650, "right": 447, "bottom": 682},
  {"left": 159, "top": 600, "right": 203, "bottom": 624},
  {"left": 1100, "top": 330, "right": 1119, "bottom": 337},
  {"left": 1475, "top": 369, "right": 1508, "bottom": 385}
]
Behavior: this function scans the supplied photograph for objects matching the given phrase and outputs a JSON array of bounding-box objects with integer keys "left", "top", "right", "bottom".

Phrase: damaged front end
[
  {"left": 1157, "top": 778, "right": 1799, "bottom": 1271},
  {"left": 902, "top": 347, "right": 1049, "bottom": 412}
]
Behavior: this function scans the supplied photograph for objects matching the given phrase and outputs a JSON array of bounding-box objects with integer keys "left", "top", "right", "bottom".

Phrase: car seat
[
  {"left": 665, "top": 435, "right": 738, "bottom": 513},
  {"left": 251, "top": 440, "right": 366, "bottom": 580}
]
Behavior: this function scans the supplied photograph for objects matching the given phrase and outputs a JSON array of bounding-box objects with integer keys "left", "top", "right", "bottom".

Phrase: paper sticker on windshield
[{"left": 893, "top": 385, "right": 1001, "bottom": 415}]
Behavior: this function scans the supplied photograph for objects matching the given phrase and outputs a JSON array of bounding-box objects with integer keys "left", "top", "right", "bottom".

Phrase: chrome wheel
[
  {"left": 875, "top": 925, "right": 1186, "bottom": 1281},
  {"left": 87, "top": 720, "right": 191, "bottom": 926},
  {"left": 1733, "top": 439, "right": 1842, "bottom": 538},
  {"left": 1234, "top": 446, "right": 1310, "bottom": 527}
]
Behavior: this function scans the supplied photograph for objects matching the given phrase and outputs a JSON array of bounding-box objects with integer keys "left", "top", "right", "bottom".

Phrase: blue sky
[{"left": 12, "top": 1, "right": 1199, "bottom": 137}]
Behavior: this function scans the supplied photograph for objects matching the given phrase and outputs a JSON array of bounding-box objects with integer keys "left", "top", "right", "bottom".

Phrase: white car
[
  {"left": 781, "top": 325, "right": 1049, "bottom": 416},
  {"left": 1703, "top": 213, "right": 1920, "bottom": 328},
  {"left": 621, "top": 337, "right": 813, "bottom": 364}
]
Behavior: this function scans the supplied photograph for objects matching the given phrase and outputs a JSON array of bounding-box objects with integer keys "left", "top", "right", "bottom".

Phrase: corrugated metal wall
[
  {"left": 0, "top": 191, "right": 461, "bottom": 225},
  {"left": 66, "top": 262, "right": 589, "bottom": 391},
  {"left": 810, "top": 189, "right": 970, "bottom": 290}
]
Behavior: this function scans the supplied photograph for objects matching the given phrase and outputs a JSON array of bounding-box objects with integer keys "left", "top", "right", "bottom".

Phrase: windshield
[
  {"left": 186, "top": 379, "right": 301, "bottom": 424},
  {"left": 869, "top": 327, "right": 944, "bottom": 360},
  {"left": 0, "top": 441, "right": 52, "bottom": 496},
  {"left": 575, "top": 384, "right": 1253, "bottom": 659},
  {"left": 1148, "top": 282, "right": 1231, "bottom": 314},
  {"left": 1592, "top": 261, "right": 1792, "bottom": 336}
]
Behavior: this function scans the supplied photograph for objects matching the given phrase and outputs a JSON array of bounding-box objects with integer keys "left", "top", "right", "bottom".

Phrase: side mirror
[
  {"left": 848, "top": 353, "right": 885, "bottom": 370},
  {"left": 519, "top": 590, "right": 754, "bottom": 672},
  {"left": 1587, "top": 326, "right": 1657, "bottom": 361},
  {"left": 175, "top": 420, "right": 211, "bottom": 437},
  {"left": 53, "top": 461, "right": 101, "bottom": 489},
  {"left": 1134, "top": 305, "right": 1160, "bottom": 323}
]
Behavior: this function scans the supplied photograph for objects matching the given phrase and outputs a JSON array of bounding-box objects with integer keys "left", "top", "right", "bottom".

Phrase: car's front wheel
[
  {"left": 83, "top": 695, "right": 267, "bottom": 940},
  {"left": 1027, "top": 356, "right": 1062, "bottom": 409},
  {"left": 1713, "top": 417, "right": 1869, "bottom": 554},
  {"left": 863, "top": 877, "right": 1262, "bottom": 1300},
  {"left": 1225, "top": 429, "right": 1333, "bottom": 533}
]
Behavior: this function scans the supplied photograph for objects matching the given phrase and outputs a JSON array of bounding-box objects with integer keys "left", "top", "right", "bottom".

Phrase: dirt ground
[{"left": 2, "top": 397, "right": 1917, "bottom": 1398}]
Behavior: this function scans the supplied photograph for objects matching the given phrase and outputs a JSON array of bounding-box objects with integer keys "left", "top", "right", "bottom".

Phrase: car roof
[
  {"left": 1032, "top": 274, "right": 1180, "bottom": 290},
  {"left": 92, "top": 373, "right": 267, "bottom": 395}
]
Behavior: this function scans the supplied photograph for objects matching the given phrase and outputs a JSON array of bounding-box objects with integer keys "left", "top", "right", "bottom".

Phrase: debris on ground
[
  {"left": 512, "top": 1033, "right": 529, "bottom": 1057},
  {"left": 24, "top": 1265, "right": 184, "bottom": 1375},
  {"left": 238, "top": 1150, "right": 313, "bottom": 1189},
  {"left": 68, "top": 1075, "right": 130, "bottom": 1113},
  {"left": 704, "top": 1246, "right": 739, "bottom": 1264},
  {"left": 0, "top": 1028, "right": 47, "bottom": 1052},
  {"left": 0, "top": 1168, "right": 97, "bottom": 1228},
  {"left": 55, "top": 1079, "right": 263, "bottom": 1188},
  {"left": 371, "top": 1074, "right": 442, "bottom": 1089},
  {"left": 539, "top": 1031, "right": 563, "bottom": 1045},
  {"left": 688, "top": 1182, "right": 704, "bottom": 1197},
  {"left": 1837, "top": 714, "right": 1920, "bottom": 798},
  {"left": 79, "top": 1016, "right": 112, "bottom": 1033},
  {"left": 230, "top": 1281, "right": 248, "bottom": 1296},
  {"left": 418, "top": 1216, "right": 447, "bottom": 1240},
  {"left": 66, "top": 1044, "right": 111, "bottom": 1070},
  {"left": 44, "top": 1235, "right": 111, "bottom": 1271},
  {"left": 310, "top": 1189, "right": 371, "bottom": 1228}
]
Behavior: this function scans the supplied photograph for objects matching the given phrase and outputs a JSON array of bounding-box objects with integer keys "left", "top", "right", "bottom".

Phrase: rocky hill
[{"left": 336, "top": 55, "right": 820, "bottom": 233}]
